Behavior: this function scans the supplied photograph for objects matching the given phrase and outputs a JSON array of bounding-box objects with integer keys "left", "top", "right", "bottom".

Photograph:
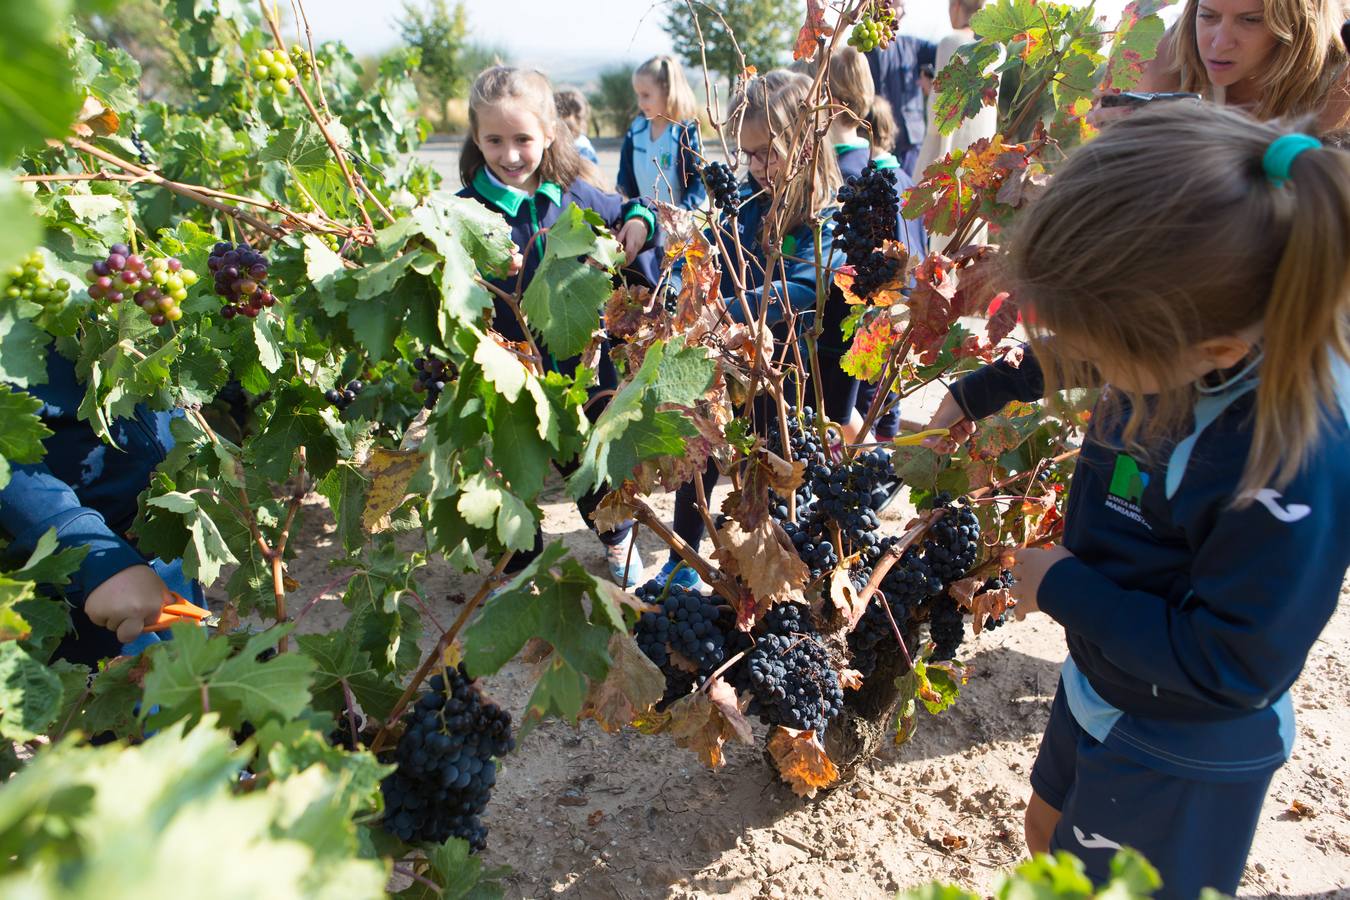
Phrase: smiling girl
[
  {"left": 458, "top": 66, "right": 660, "bottom": 587},
  {"left": 1138, "top": 0, "right": 1349, "bottom": 136}
]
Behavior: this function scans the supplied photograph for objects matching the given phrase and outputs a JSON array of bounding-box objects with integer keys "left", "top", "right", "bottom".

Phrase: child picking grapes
[
  {"left": 656, "top": 71, "right": 847, "bottom": 589},
  {"left": 617, "top": 56, "right": 707, "bottom": 210},
  {"left": 926, "top": 103, "right": 1350, "bottom": 898},
  {"left": 458, "top": 66, "right": 660, "bottom": 587}
]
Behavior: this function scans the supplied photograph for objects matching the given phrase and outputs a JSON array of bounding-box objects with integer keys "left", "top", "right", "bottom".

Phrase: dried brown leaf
[
  {"left": 839, "top": 668, "right": 865, "bottom": 691},
  {"left": 580, "top": 633, "right": 667, "bottom": 733},
  {"left": 713, "top": 518, "right": 809, "bottom": 609},
  {"left": 766, "top": 727, "right": 839, "bottom": 798},
  {"left": 829, "top": 566, "right": 867, "bottom": 629},
  {"left": 667, "top": 678, "right": 753, "bottom": 768}
]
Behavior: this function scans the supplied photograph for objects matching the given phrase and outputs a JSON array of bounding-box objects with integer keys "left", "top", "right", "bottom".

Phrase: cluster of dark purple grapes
[
  {"left": 412, "top": 356, "right": 448, "bottom": 410},
  {"left": 769, "top": 406, "right": 829, "bottom": 519},
  {"left": 207, "top": 242, "right": 275, "bottom": 319},
  {"left": 381, "top": 665, "right": 514, "bottom": 850},
  {"left": 324, "top": 379, "right": 365, "bottom": 410},
  {"left": 778, "top": 448, "right": 896, "bottom": 578},
  {"left": 131, "top": 130, "right": 152, "bottom": 166},
  {"left": 634, "top": 578, "right": 731, "bottom": 677},
  {"left": 835, "top": 162, "right": 902, "bottom": 299},
  {"left": 740, "top": 603, "right": 844, "bottom": 736},
  {"left": 701, "top": 161, "right": 740, "bottom": 212},
  {"left": 922, "top": 494, "right": 981, "bottom": 582},
  {"left": 846, "top": 496, "right": 983, "bottom": 674},
  {"left": 977, "top": 568, "right": 1017, "bottom": 631}
]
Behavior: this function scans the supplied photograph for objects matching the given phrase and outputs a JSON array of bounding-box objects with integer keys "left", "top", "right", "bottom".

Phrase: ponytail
[
  {"left": 1001, "top": 102, "right": 1350, "bottom": 500},
  {"left": 1247, "top": 140, "right": 1350, "bottom": 493}
]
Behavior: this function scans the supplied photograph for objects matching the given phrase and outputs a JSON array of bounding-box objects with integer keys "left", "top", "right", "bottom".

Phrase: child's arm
[
  {"left": 678, "top": 124, "right": 707, "bottom": 211},
  {"left": 1033, "top": 440, "right": 1350, "bottom": 711},
  {"left": 1, "top": 462, "right": 166, "bottom": 639},
  {"left": 726, "top": 250, "right": 822, "bottom": 327},
  {"left": 616, "top": 124, "right": 638, "bottom": 200}
]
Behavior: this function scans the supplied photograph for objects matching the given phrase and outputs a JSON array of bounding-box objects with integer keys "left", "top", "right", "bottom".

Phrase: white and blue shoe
[
  {"left": 604, "top": 531, "right": 646, "bottom": 588},
  {"left": 654, "top": 556, "right": 706, "bottom": 593}
]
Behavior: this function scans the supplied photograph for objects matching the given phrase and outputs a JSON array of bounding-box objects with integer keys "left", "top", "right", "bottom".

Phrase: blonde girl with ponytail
[
  {"left": 618, "top": 55, "right": 708, "bottom": 209},
  {"left": 926, "top": 101, "right": 1350, "bottom": 899}
]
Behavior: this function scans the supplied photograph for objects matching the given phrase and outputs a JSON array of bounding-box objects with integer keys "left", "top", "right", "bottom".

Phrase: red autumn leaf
[
  {"left": 793, "top": 0, "right": 834, "bottom": 61},
  {"left": 842, "top": 311, "right": 902, "bottom": 382}
]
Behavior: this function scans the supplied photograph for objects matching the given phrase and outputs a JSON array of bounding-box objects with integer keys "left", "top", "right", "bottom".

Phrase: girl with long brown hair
[{"left": 927, "top": 101, "right": 1350, "bottom": 897}]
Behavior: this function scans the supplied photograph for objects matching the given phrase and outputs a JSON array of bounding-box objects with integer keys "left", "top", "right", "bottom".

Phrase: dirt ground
[{"left": 272, "top": 372, "right": 1350, "bottom": 899}]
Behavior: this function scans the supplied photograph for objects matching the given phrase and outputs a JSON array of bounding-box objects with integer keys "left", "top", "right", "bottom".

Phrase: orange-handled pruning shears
[{"left": 144, "top": 592, "right": 220, "bottom": 632}]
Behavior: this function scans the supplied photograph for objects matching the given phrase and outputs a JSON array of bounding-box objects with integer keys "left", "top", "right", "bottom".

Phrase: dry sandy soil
[{"left": 275, "top": 372, "right": 1350, "bottom": 900}]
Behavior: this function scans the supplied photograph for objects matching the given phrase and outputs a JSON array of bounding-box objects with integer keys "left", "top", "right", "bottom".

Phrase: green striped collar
[
  {"left": 833, "top": 138, "right": 870, "bottom": 155},
  {"left": 473, "top": 167, "right": 563, "bottom": 217},
  {"left": 870, "top": 152, "right": 899, "bottom": 171}
]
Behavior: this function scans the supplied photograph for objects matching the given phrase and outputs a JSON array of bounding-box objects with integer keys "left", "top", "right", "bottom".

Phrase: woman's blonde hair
[
  {"left": 729, "top": 70, "right": 843, "bottom": 238},
  {"left": 460, "top": 66, "right": 600, "bottom": 190},
  {"left": 1008, "top": 102, "right": 1350, "bottom": 497},
  {"left": 1172, "top": 0, "right": 1349, "bottom": 130},
  {"left": 826, "top": 46, "right": 875, "bottom": 130},
  {"left": 634, "top": 55, "right": 699, "bottom": 123},
  {"left": 554, "top": 87, "right": 590, "bottom": 136}
]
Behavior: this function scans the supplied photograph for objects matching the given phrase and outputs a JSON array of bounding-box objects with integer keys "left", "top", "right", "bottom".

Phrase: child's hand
[
  {"left": 616, "top": 219, "right": 649, "bottom": 266},
  {"left": 1009, "top": 545, "right": 1075, "bottom": 620},
  {"left": 85, "top": 564, "right": 173, "bottom": 643},
  {"left": 922, "top": 390, "right": 977, "bottom": 453},
  {"left": 507, "top": 251, "right": 524, "bottom": 276}
]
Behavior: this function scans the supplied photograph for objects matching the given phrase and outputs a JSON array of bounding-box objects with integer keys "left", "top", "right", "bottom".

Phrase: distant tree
[
  {"left": 398, "top": 0, "right": 471, "bottom": 129},
  {"left": 663, "top": 0, "right": 797, "bottom": 93},
  {"left": 588, "top": 65, "right": 638, "bottom": 136}
]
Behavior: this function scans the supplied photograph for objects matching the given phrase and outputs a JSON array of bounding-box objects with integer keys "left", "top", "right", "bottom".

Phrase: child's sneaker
[
  {"left": 604, "top": 532, "right": 645, "bottom": 588},
  {"left": 654, "top": 556, "right": 706, "bottom": 593}
]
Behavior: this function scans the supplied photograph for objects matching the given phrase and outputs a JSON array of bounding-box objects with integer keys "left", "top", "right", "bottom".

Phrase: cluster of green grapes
[
  {"left": 848, "top": 6, "right": 897, "bottom": 52},
  {"left": 249, "top": 47, "right": 299, "bottom": 96},
  {"left": 4, "top": 253, "right": 70, "bottom": 309}
]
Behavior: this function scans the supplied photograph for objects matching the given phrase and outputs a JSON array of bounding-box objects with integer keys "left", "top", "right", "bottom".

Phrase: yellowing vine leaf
[
  {"left": 361, "top": 447, "right": 425, "bottom": 533},
  {"left": 767, "top": 726, "right": 838, "bottom": 797}
]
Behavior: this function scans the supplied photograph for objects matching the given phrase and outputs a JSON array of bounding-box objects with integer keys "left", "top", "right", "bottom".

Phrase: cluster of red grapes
[
  {"left": 5, "top": 253, "right": 70, "bottom": 308},
  {"left": 249, "top": 47, "right": 299, "bottom": 96},
  {"left": 87, "top": 244, "right": 199, "bottom": 325},
  {"left": 701, "top": 161, "right": 740, "bottom": 212},
  {"left": 848, "top": 5, "right": 897, "bottom": 52},
  {"left": 412, "top": 356, "right": 449, "bottom": 410},
  {"left": 208, "top": 242, "right": 275, "bottom": 320}
]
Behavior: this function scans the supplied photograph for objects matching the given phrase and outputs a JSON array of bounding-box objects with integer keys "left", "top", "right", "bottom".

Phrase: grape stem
[
  {"left": 62, "top": 138, "right": 287, "bottom": 241},
  {"left": 473, "top": 276, "right": 545, "bottom": 369},
  {"left": 369, "top": 551, "right": 516, "bottom": 754}
]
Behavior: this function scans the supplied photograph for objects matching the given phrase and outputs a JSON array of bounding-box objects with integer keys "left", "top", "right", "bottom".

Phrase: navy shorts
[{"left": 1031, "top": 684, "right": 1273, "bottom": 900}]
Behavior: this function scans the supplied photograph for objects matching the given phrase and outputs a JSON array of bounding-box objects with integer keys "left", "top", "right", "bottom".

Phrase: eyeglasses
[{"left": 734, "top": 146, "right": 772, "bottom": 166}]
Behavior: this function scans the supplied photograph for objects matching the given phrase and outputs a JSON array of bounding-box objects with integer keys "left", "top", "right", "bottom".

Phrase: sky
[{"left": 300, "top": 0, "right": 1164, "bottom": 81}]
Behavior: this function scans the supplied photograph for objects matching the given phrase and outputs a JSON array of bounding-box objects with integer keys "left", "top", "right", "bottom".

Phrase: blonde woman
[
  {"left": 618, "top": 55, "right": 707, "bottom": 209},
  {"left": 1132, "top": 0, "right": 1349, "bottom": 136}
]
